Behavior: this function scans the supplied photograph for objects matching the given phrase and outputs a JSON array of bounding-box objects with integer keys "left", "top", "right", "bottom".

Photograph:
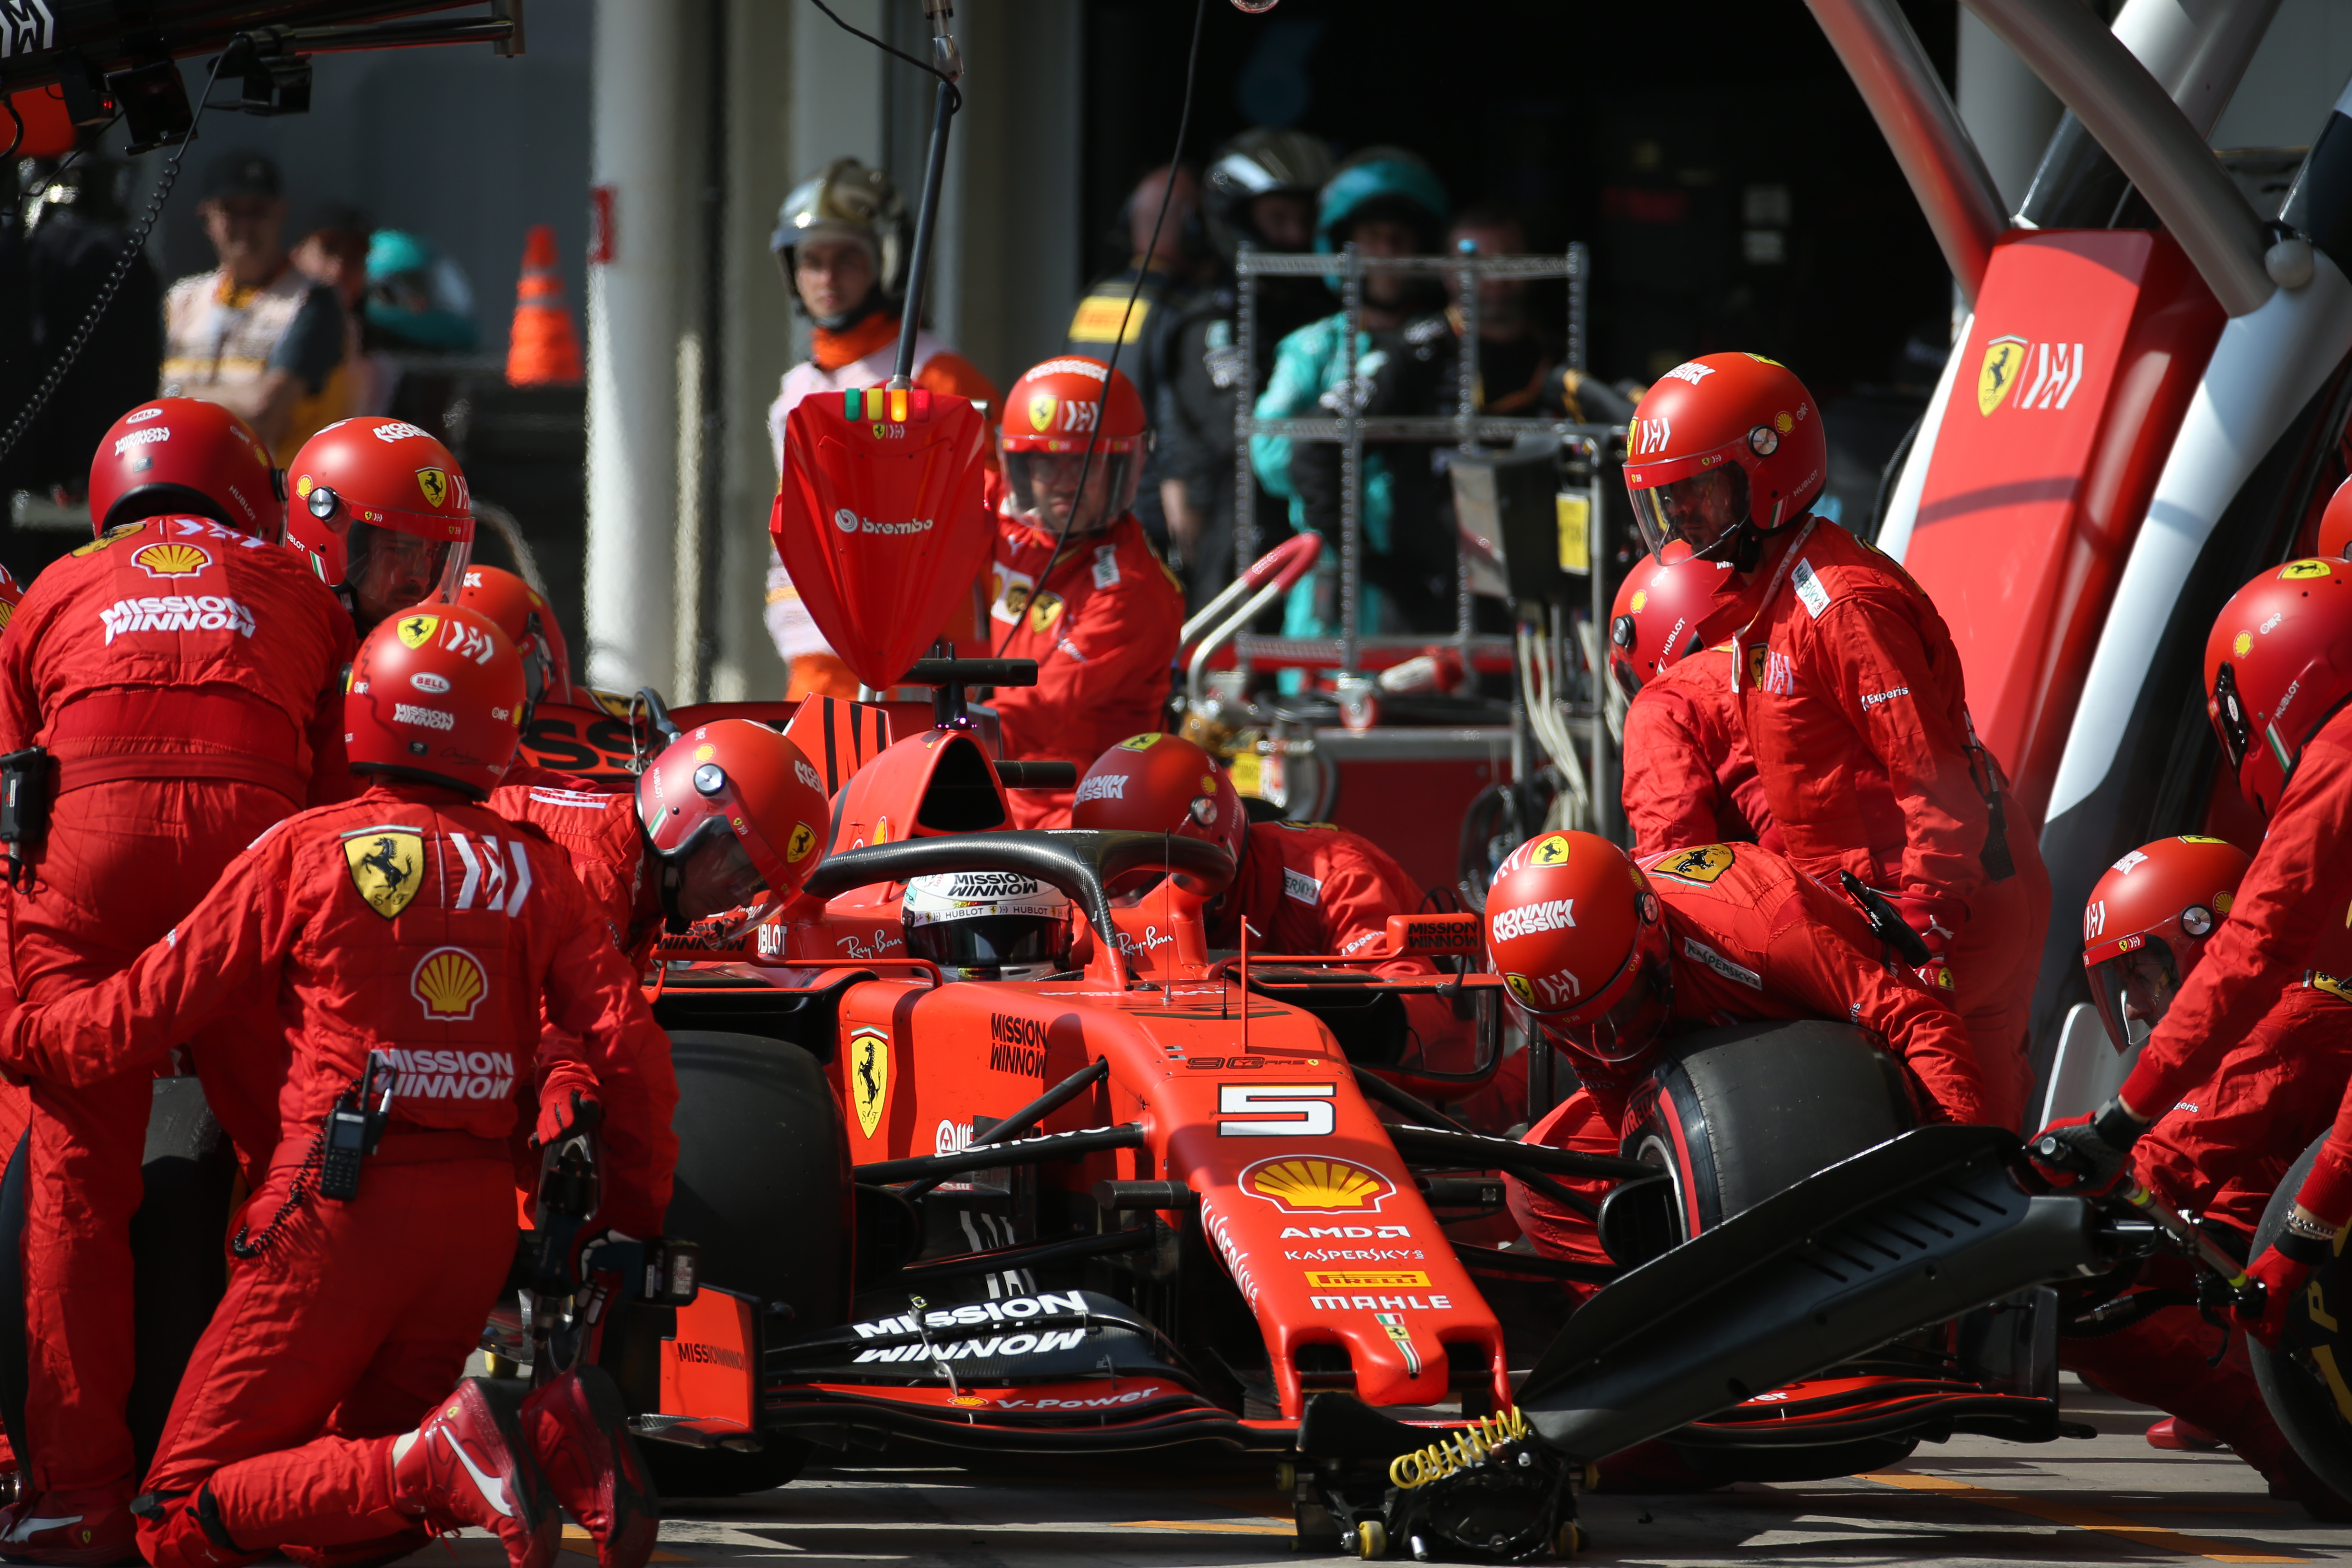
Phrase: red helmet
[
  {"left": 1623, "top": 353, "right": 1827, "bottom": 563},
  {"left": 997, "top": 355, "right": 1150, "bottom": 531},
  {"left": 2204, "top": 558, "right": 2352, "bottom": 818},
  {"left": 1606, "top": 546, "right": 1745, "bottom": 698},
  {"left": 1484, "top": 831, "right": 1672, "bottom": 1063},
  {"left": 346, "top": 604, "right": 526, "bottom": 797},
  {"left": 1070, "top": 733, "right": 1249, "bottom": 869},
  {"left": 2081, "top": 835, "right": 2250, "bottom": 1054},
  {"left": 2319, "top": 475, "right": 2352, "bottom": 561},
  {"left": 285, "top": 418, "right": 475, "bottom": 623},
  {"left": 87, "top": 397, "right": 281, "bottom": 540},
  {"left": 636, "top": 719, "right": 830, "bottom": 934},
  {"left": 458, "top": 565, "right": 573, "bottom": 721}
]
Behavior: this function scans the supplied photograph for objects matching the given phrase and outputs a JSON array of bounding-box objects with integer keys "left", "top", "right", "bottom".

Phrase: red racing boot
[
  {"left": 391, "top": 1380, "right": 560, "bottom": 1568},
  {"left": 0, "top": 1490, "right": 138, "bottom": 1567},
  {"left": 519, "top": 1368, "right": 658, "bottom": 1568},
  {"left": 2146, "top": 1416, "right": 2223, "bottom": 1451}
]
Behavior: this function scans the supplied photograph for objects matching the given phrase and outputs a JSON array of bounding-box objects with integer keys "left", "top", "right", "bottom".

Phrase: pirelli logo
[{"left": 1303, "top": 1270, "right": 1431, "bottom": 1289}]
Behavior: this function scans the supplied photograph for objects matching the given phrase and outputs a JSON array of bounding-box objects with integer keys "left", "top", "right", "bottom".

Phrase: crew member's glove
[
  {"left": 533, "top": 1086, "right": 603, "bottom": 1150},
  {"left": 2234, "top": 1229, "right": 2332, "bottom": 1347},
  {"left": 568, "top": 1226, "right": 644, "bottom": 1291},
  {"left": 2026, "top": 1097, "right": 2146, "bottom": 1194}
]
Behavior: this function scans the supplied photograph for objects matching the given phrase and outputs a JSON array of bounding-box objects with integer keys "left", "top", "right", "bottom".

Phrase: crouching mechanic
[
  {"left": 1484, "top": 831, "right": 1985, "bottom": 1292},
  {"left": 1607, "top": 546, "right": 1777, "bottom": 858},
  {"left": 2054, "top": 833, "right": 2352, "bottom": 1510},
  {"left": 2031, "top": 560, "right": 2352, "bottom": 1357},
  {"left": 988, "top": 357, "right": 1185, "bottom": 828},
  {"left": 0, "top": 604, "right": 682, "bottom": 1568},
  {"left": 0, "top": 397, "right": 358, "bottom": 1559},
  {"left": 1070, "top": 734, "right": 1480, "bottom": 1071},
  {"left": 461, "top": 564, "right": 581, "bottom": 791}
]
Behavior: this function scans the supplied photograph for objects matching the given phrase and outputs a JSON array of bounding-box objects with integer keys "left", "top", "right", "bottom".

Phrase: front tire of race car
[
  {"left": 643, "top": 1030, "right": 852, "bottom": 1497},
  {"left": 2248, "top": 1130, "right": 2352, "bottom": 1501}
]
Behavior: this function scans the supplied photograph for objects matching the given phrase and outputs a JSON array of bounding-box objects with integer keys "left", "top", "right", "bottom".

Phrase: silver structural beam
[
  {"left": 1807, "top": 0, "right": 2007, "bottom": 304},
  {"left": 2113, "top": 0, "right": 2283, "bottom": 141},
  {"left": 1964, "top": 0, "right": 2273, "bottom": 316}
]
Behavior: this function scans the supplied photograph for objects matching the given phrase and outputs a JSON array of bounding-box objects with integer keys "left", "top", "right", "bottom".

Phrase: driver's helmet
[
  {"left": 2204, "top": 558, "right": 2352, "bottom": 819},
  {"left": 87, "top": 397, "right": 281, "bottom": 540},
  {"left": 1606, "top": 546, "right": 1745, "bottom": 698},
  {"left": 1623, "top": 353, "right": 1826, "bottom": 564},
  {"left": 1069, "top": 733, "right": 1248, "bottom": 869},
  {"left": 636, "top": 719, "right": 830, "bottom": 937},
  {"left": 1483, "top": 831, "right": 1672, "bottom": 1063},
  {"left": 903, "top": 871, "right": 1074, "bottom": 982},
  {"left": 285, "top": 417, "right": 475, "bottom": 621},
  {"left": 2081, "top": 835, "right": 2250, "bottom": 1052}
]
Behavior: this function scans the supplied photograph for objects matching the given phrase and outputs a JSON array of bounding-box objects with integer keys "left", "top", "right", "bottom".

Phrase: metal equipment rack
[{"left": 1226, "top": 243, "right": 1631, "bottom": 841}]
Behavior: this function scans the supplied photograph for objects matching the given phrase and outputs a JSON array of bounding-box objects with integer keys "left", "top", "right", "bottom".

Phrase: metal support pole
[
  {"left": 892, "top": 75, "right": 957, "bottom": 386},
  {"left": 1565, "top": 242, "right": 1588, "bottom": 376},
  {"left": 1338, "top": 241, "right": 1363, "bottom": 675},
  {"left": 1454, "top": 237, "right": 1480, "bottom": 654},
  {"left": 1234, "top": 243, "right": 1259, "bottom": 575},
  {"left": 1580, "top": 433, "right": 1613, "bottom": 842}
]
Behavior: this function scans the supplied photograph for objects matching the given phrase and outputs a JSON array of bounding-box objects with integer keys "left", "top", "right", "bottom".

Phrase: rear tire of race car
[
  {"left": 2248, "top": 1131, "right": 2352, "bottom": 1501},
  {"left": 642, "top": 1031, "right": 852, "bottom": 1497},
  {"left": 1622, "top": 1020, "right": 1917, "bottom": 1486},
  {"left": 1622, "top": 1019, "right": 1916, "bottom": 1240}
]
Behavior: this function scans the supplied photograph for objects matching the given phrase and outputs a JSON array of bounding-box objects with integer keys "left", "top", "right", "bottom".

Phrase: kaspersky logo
[{"left": 1979, "top": 335, "right": 2085, "bottom": 415}]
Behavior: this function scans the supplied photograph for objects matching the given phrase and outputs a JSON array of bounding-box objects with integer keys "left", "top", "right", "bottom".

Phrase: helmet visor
[
  {"left": 1001, "top": 448, "right": 1142, "bottom": 534},
  {"left": 2087, "top": 941, "right": 2183, "bottom": 1054},
  {"left": 348, "top": 521, "right": 471, "bottom": 626},
  {"left": 1556, "top": 950, "right": 1674, "bottom": 1063},
  {"left": 1629, "top": 465, "right": 1749, "bottom": 560},
  {"left": 906, "top": 912, "right": 1074, "bottom": 981}
]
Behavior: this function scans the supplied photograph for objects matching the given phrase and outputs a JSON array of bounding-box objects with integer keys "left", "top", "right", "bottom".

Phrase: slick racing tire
[
  {"left": 2248, "top": 1132, "right": 2352, "bottom": 1500},
  {"left": 1624, "top": 1019, "right": 1917, "bottom": 1240},
  {"left": 0, "top": 1078, "right": 237, "bottom": 1475},
  {"left": 642, "top": 1031, "right": 852, "bottom": 1497}
]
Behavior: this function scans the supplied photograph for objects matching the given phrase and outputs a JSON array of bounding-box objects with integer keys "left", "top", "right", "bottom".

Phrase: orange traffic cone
[{"left": 506, "top": 223, "right": 583, "bottom": 386}]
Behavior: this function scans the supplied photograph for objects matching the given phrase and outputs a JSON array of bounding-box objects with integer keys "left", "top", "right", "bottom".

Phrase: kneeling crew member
[
  {"left": 988, "top": 358, "right": 1184, "bottom": 829},
  {"left": 2057, "top": 833, "right": 2352, "bottom": 1513},
  {"left": 0, "top": 397, "right": 358, "bottom": 1558},
  {"left": 0, "top": 605, "right": 685, "bottom": 1568},
  {"left": 2031, "top": 560, "right": 2352, "bottom": 1355},
  {"left": 1072, "top": 734, "right": 1478, "bottom": 1072},
  {"left": 1485, "top": 831, "right": 1985, "bottom": 1294},
  {"left": 1607, "top": 546, "right": 1776, "bottom": 858},
  {"left": 460, "top": 565, "right": 583, "bottom": 791}
]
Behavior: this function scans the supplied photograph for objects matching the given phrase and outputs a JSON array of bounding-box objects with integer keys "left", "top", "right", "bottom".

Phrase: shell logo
[
  {"left": 1629, "top": 589, "right": 1647, "bottom": 614},
  {"left": 411, "top": 946, "right": 488, "bottom": 1021},
  {"left": 2234, "top": 632, "right": 2253, "bottom": 657},
  {"left": 1239, "top": 1155, "right": 1396, "bottom": 1215},
  {"left": 132, "top": 542, "right": 212, "bottom": 579},
  {"left": 694, "top": 743, "right": 716, "bottom": 763}
]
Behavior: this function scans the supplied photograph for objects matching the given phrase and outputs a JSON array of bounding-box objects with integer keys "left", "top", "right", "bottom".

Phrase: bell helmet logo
[{"left": 410, "top": 672, "right": 451, "bottom": 695}]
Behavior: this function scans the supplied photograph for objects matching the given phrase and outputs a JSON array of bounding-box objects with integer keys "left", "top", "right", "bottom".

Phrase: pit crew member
[
  {"left": 1607, "top": 546, "right": 1778, "bottom": 858},
  {"left": 1485, "top": 830, "right": 1985, "bottom": 1292},
  {"left": 989, "top": 357, "right": 1185, "bottom": 829},
  {"left": 2029, "top": 559, "right": 2352, "bottom": 1355},
  {"left": 459, "top": 564, "right": 583, "bottom": 791},
  {"left": 1071, "top": 733, "right": 1478, "bottom": 1072},
  {"left": 2058, "top": 833, "right": 2352, "bottom": 1510},
  {"left": 284, "top": 416, "right": 476, "bottom": 636},
  {"left": 766, "top": 157, "right": 999, "bottom": 698},
  {"left": 0, "top": 604, "right": 679, "bottom": 1568},
  {"left": 0, "top": 397, "right": 359, "bottom": 1558},
  {"left": 1624, "top": 353, "right": 2049, "bottom": 1128}
]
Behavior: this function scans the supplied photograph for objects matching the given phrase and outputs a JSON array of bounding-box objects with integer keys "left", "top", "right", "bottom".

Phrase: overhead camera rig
[{"left": 1, "top": 0, "right": 524, "bottom": 153}]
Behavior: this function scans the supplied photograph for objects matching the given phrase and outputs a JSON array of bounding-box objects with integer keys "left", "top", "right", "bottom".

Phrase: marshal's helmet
[
  {"left": 635, "top": 720, "right": 830, "bottom": 936},
  {"left": 457, "top": 565, "right": 573, "bottom": 724},
  {"left": 1607, "top": 546, "right": 1746, "bottom": 698},
  {"left": 1069, "top": 733, "right": 1249, "bottom": 870},
  {"left": 1623, "top": 353, "right": 1827, "bottom": 566},
  {"left": 345, "top": 603, "right": 525, "bottom": 797},
  {"left": 902, "top": 872, "right": 1075, "bottom": 982},
  {"left": 1483, "top": 831, "right": 1672, "bottom": 1063},
  {"left": 998, "top": 356, "right": 1150, "bottom": 534},
  {"left": 286, "top": 418, "right": 475, "bottom": 629},
  {"left": 87, "top": 397, "right": 281, "bottom": 540},
  {"left": 1204, "top": 127, "right": 1337, "bottom": 256},
  {"left": 2204, "top": 558, "right": 2352, "bottom": 818},
  {"left": 2081, "top": 835, "right": 2250, "bottom": 1053},
  {"left": 771, "top": 157, "right": 909, "bottom": 326}
]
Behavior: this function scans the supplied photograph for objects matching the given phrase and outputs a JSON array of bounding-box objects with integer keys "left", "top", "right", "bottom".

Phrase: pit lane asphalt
[{"left": 425, "top": 1375, "right": 2351, "bottom": 1567}]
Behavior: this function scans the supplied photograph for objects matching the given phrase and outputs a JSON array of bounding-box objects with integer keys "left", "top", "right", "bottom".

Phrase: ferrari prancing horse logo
[
  {"left": 849, "top": 1028, "right": 889, "bottom": 1139},
  {"left": 344, "top": 828, "right": 425, "bottom": 920},
  {"left": 1654, "top": 844, "right": 1736, "bottom": 886},
  {"left": 416, "top": 467, "right": 451, "bottom": 508},
  {"left": 1978, "top": 335, "right": 2027, "bottom": 416}
]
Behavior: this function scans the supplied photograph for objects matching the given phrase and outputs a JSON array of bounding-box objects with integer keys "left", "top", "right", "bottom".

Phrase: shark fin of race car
[
  {"left": 1516, "top": 1125, "right": 2108, "bottom": 1462},
  {"left": 771, "top": 387, "right": 994, "bottom": 691}
]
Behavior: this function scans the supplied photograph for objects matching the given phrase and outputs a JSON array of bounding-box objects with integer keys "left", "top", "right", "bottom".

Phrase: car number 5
[{"left": 1218, "top": 1083, "right": 1336, "bottom": 1137}]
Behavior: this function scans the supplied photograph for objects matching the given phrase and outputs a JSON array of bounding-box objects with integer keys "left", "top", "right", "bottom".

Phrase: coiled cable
[{"left": 1387, "top": 1405, "right": 1531, "bottom": 1490}]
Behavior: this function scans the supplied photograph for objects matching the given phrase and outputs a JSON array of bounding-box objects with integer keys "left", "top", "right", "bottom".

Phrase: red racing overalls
[{"left": 1620, "top": 645, "right": 1779, "bottom": 860}]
